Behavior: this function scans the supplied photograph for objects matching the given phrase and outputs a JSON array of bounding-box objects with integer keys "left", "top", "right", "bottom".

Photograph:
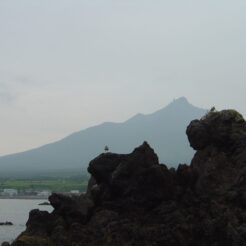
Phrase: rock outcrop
[{"left": 7, "top": 109, "right": 246, "bottom": 246}]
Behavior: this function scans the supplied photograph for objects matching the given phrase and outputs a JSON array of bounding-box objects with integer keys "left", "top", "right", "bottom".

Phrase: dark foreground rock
[{"left": 7, "top": 109, "right": 246, "bottom": 246}]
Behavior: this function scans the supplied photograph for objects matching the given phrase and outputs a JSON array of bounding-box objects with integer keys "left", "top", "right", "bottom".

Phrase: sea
[{"left": 0, "top": 199, "right": 53, "bottom": 244}]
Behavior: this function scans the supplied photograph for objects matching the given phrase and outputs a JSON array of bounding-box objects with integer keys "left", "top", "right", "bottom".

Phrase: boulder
[
  {"left": 187, "top": 110, "right": 246, "bottom": 152},
  {"left": 49, "top": 193, "right": 94, "bottom": 224},
  {"left": 87, "top": 141, "right": 174, "bottom": 205},
  {"left": 1, "top": 242, "right": 10, "bottom": 246}
]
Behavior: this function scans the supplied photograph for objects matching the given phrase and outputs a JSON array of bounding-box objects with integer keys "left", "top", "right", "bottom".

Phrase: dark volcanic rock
[
  {"left": 9, "top": 109, "right": 246, "bottom": 246},
  {"left": 87, "top": 141, "right": 174, "bottom": 205},
  {"left": 187, "top": 109, "right": 246, "bottom": 152},
  {"left": 49, "top": 193, "right": 94, "bottom": 224},
  {"left": 1, "top": 243, "right": 10, "bottom": 246},
  {"left": 26, "top": 209, "right": 55, "bottom": 235}
]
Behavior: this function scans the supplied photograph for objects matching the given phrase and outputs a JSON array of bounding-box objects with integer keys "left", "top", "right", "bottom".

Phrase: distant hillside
[{"left": 0, "top": 97, "right": 207, "bottom": 176}]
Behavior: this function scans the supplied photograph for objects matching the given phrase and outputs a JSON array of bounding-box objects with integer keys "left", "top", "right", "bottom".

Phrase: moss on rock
[{"left": 12, "top": 234, "right": 54, "bottom": 246}]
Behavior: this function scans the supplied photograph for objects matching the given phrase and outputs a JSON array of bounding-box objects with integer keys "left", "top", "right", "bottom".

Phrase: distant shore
[{"left": 0, "top": 196, "right": 49, "bottom": 200}]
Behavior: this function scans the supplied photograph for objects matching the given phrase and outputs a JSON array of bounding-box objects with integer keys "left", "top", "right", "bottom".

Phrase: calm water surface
[{"left": 0, "top": 199, "right": 53, "bottom": 243}]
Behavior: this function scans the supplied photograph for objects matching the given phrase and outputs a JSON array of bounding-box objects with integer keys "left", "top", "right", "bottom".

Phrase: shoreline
[{"left": 0, "top": 196, "right": 49, "bottom": 200}]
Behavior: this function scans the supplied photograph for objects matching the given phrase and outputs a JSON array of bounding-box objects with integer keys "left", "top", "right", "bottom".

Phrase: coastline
[{"left": 0, "top": 196, "right": 49, "bottom": 200}]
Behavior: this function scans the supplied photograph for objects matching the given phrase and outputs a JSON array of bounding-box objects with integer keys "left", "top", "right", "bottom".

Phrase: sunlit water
[{"left": 0, "top": 199, "right": 53, "bottom": 243}]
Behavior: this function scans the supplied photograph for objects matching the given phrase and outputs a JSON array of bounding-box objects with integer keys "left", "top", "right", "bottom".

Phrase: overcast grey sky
[{"left": 0, "top": 0, "right": 246, "bottom": 155}]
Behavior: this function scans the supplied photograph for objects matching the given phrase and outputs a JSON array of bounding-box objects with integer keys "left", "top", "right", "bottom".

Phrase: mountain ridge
[{"left": 0, "top": 97, "right": 207, "bottom": 176}]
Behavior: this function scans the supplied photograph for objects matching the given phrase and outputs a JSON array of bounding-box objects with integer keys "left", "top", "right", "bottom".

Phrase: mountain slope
[{"left": 0, "top": 97, "right": 207, "bottom": 176}]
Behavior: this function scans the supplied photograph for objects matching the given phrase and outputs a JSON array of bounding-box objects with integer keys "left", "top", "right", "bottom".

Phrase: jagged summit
[
  {"left": 171, "top": 96, "right": 190, "bottom": 104},
  {"left": 127, "top": 97, "right": 193, "bottom": 122},
  {"left": 166, "top": 96, "right": 193, "bottom": 109},
  {"left": 149, "top": 97, "right": 203, "bottom": 118}
]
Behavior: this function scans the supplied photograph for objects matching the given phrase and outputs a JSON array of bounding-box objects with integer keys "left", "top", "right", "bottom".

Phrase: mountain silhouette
[{"left": 0, "top": 97, "right": 207, "bottom": 176}]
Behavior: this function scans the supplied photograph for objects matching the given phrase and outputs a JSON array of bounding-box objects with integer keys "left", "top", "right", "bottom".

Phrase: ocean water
[{"left": 0, "top": 199, "right": 53, "bottom": 244}]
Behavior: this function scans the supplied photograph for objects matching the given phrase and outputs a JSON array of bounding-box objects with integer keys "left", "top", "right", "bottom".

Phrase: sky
[{"left": 0, "top": 0, "right": 246, "bottom": 155}]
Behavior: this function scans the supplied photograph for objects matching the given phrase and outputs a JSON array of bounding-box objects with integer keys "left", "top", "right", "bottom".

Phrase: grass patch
[{"left": 0, "top": 175, "right": 89, "bottom": 192}]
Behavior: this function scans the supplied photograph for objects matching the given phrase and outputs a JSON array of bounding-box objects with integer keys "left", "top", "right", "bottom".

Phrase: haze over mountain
[{"left": 0, "top": 97, "right": 206, "bottom": 176}]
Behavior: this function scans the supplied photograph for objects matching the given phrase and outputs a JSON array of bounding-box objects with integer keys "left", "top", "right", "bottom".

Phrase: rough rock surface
[{"left": 7, "top": 109, "right": 246, "bottom": 246}]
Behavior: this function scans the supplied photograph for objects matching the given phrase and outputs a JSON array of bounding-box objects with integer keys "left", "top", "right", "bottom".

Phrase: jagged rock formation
[{"left": 7, "top": 109, "right": 246, "bottom": 246}]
